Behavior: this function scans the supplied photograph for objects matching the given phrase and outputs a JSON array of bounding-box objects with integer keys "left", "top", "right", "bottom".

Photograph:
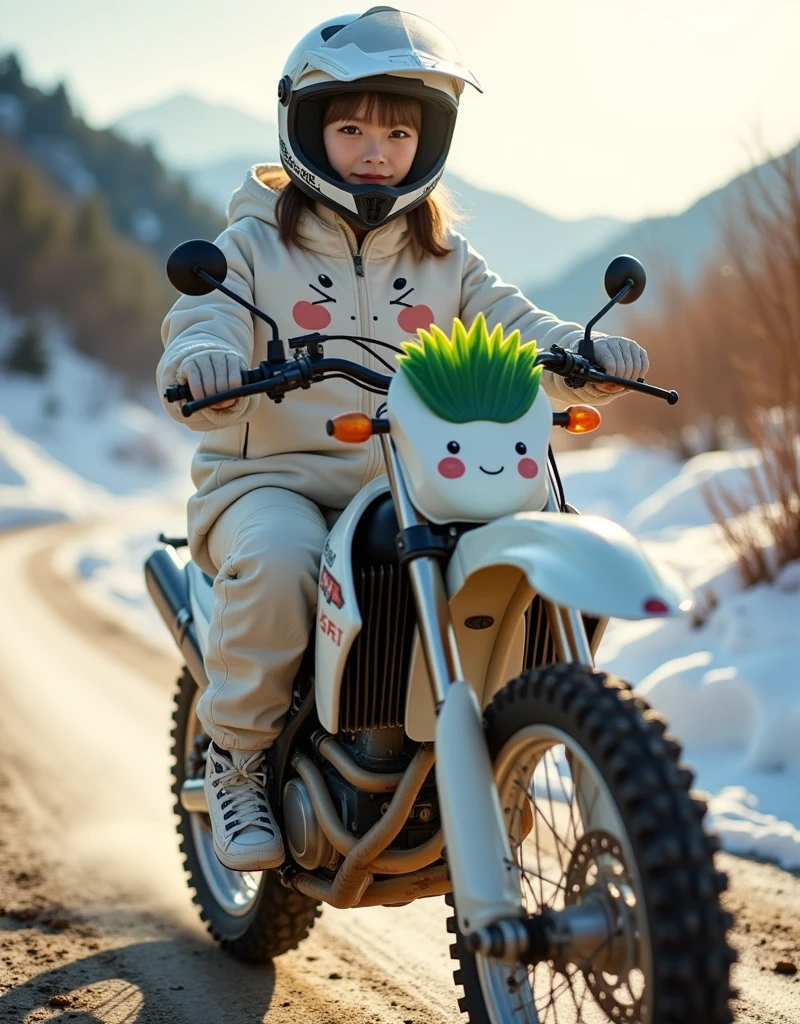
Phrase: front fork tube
[
  {"left": 381, "top": 437, "right": 523, "bottom": 932},
  {"left": 547, "top": 603, "right": 595, "bottom": 666},
  {"left": 546, "top": 604, "right": 618, "bottom": 834}
]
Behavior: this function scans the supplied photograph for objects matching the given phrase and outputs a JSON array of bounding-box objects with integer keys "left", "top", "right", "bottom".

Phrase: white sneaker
[{"left": 204, "top": 742, "right": 285, "bottom": 872}]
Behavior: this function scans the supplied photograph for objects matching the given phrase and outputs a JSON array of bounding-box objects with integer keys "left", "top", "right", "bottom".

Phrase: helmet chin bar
[{"left": 279, "top": 75, "right": 456, "bottom": 231}]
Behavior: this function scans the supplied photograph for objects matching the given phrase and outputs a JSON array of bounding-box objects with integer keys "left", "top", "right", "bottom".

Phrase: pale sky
[{"left": 2, "top": 0, "right": 799, "bottom": 221}]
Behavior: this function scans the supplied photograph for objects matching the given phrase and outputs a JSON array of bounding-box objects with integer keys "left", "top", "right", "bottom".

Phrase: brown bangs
[{"left": 323, "top": 91, "right": 422, "bottom": 133}]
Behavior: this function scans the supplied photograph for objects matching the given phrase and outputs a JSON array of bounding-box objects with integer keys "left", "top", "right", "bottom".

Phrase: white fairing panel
[
  {"left": 404, "top": 511, "right": 693, "bottom": 740},
  {"left": 447, "top": 512, "right": 694, "bottom": 621},
  {"left": 315, "top": 476, "right": 391, "bottom": 733}
]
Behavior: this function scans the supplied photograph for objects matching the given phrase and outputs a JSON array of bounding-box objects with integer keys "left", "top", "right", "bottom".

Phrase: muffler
[{"left": 144, "top": 547, "right": 209, "bottom": 690}]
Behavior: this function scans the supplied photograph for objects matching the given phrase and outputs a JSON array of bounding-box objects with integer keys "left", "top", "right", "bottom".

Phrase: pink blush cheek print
[
  {"left": 518, "top": 458, "right": 538, "bottom": 479},
  {"left": 293, "top": 301, "right": 332, "bottom": 331},
  {"left": 398, "top": 304, "right": 435, "bottom": 334},
  {"left": 438, "top": 457, "right": 465, "bottom": 479}
]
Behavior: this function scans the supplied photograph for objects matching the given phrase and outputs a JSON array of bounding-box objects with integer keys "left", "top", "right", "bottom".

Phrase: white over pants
[{"left": 197, "top": 486, "right": 329, "bottom": 752}]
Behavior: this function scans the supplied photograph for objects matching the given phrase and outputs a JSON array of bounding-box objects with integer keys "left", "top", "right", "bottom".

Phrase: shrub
[{"left": 3, "top": 316, "right": 48, "bottom": 376}]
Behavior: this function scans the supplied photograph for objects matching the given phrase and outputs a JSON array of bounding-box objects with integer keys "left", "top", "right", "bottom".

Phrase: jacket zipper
[{"left": 339, "top": 224, "right": 381, "bottom": 479}]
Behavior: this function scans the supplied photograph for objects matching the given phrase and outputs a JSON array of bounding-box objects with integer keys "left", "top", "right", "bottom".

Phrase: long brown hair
[{"left": 270, "top": 91, "right": 460, "bottom": 259}]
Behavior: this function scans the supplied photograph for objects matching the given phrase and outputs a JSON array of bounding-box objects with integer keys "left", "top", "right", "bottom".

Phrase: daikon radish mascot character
[{"left": 389, "top": 313, "right": 552, "bottom": 522}]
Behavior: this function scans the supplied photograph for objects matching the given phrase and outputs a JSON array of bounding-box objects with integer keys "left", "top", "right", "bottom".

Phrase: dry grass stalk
[{"left": 703, "top": 146, "right": 800, "bottom": 585}]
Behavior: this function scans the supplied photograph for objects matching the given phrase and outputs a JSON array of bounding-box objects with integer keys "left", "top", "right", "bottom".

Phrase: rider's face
[{"left": 323, "top": 102, "right": 419, "bottom": 188}]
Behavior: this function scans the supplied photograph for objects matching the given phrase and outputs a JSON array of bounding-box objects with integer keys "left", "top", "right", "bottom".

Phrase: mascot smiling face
[{"left": 388, "top": 314, "right": 552, "bottom": 523}]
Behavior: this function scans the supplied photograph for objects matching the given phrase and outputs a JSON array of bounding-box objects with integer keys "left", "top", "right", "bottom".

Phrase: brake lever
[{"left": 585, "top": 366, "right": 679, "bottom": 404}]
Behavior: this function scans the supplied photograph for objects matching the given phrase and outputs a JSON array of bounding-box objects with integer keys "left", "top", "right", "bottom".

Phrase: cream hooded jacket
[{"left": 159, "top": 164, "right": 617, "bottom": 575}]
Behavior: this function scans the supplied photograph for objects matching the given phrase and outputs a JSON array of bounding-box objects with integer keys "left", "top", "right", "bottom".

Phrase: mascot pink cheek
[
  {"left": 438, "top": 457, "right": 465, "bottom": 479},
  {"left": 398, "top": 304, "right": 435, "bottom": 334},
  {"left": 293, "top": 301, "right": 331, "bottom": 331},
  {"left": 518, "top": 458, "right": 538, "bottom": 479}
]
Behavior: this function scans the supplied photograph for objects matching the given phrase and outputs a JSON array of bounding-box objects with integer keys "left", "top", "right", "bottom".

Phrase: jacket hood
[{"left": 226, "top": 162, "right": 411, "bottom": 259}]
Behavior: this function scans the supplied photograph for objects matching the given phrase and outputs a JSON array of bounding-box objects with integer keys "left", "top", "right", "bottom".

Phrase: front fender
[{"left": 447, "top": 512, "right": 693, "bottom": 621}]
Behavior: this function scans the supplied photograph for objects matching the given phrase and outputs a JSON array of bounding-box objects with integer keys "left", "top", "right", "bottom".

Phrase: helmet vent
[{"left": 320, "top": 24, "right": 345, "bottom": 42}]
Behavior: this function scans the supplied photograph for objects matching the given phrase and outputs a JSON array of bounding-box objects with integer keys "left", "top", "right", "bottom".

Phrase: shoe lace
[{"left": 211, "top": 752, "right": 274, "bottom": 842}]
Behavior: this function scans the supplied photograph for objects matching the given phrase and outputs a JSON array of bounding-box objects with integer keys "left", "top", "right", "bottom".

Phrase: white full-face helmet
[{"left": 277, "top": 6, "right": 481, "bottom": 231}]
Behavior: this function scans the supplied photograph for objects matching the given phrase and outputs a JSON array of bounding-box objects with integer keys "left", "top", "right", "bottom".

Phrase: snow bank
[
  {"left": 0, "top": 308, "right": 195, "bottom": 502},
  {"left": 560, "top": 442, "right": 800, "bottom": 869},
  {"left": 0, "top": 306, "right": 193, "bottom": 645},
  {"left": 0, "top": 415, "right": 112, "bottom": 527},
  {"left": 53, "top": 510, "right": 188, "bottom": 655}
]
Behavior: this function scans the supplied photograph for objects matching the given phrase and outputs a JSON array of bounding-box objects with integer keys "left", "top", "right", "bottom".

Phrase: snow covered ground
[
  {"left": 0, "top": 310, "right": 191, "bottom": 645},
  {"left": 1, "top": 324, "right": 798, "bottom": 868},
  {"left": 564, "top": 443, "right": 800, "bottom": 869}
]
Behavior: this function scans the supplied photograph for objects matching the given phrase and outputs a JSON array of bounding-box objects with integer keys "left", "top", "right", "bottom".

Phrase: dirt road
[{"left": 0, "top": 521, "right": 798, "bottom": 1023}]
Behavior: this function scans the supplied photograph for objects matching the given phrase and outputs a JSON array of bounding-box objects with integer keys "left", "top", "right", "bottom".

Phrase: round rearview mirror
[
  {"left": 604, "top": 254, "right": 646, "bottom": 304},
  {"left": 166, "top": 240, "right": 227, "bottom": 296}
]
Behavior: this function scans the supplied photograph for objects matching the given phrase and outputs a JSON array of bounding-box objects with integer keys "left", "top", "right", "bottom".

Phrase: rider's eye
[
  {"left": 516, "top": 442, "right": 527, "bottom": 455},
  {"left": 447, "top": 441, "right": 460, "bottom": 454},
  {"left": 318, "top": 274, "right": 333, "bottom": 288},
  {"left": 393, "top": 278, "right": 407, "bottom": 290}
]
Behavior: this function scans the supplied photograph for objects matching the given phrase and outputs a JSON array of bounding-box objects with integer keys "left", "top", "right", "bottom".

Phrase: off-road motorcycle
[{"left": 145, "top": 241, "right": 736, "bottom": 1023}]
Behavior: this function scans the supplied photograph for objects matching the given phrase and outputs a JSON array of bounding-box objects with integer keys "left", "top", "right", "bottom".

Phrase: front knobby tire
[
  {"left": 447, "top": 663, "right": 736, "bottom": 1024},
  {"left": 170, "top": 668, "right": 321, "bottom": 962}
]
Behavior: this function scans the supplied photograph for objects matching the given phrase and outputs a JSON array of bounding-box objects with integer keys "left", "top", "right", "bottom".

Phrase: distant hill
[
  {"left": 111, "top": 93, "right": 626, "bottom": 289},
  {"left": 0, "top": 53, "right": 226, "bottom": 381},
  {"left": 113, "top": 93, "right": 279, "bottom": 169},
  {"left": 0, "top": 134, "right": 172, "bottom": 381},
  {"left": 0, "top": 53, "right": 223, "bottom": 264},
  {"left": 527, "top": 141, "right": 800, "bottom": 330}
]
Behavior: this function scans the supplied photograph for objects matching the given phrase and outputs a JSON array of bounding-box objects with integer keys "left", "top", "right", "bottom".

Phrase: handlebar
[
  {"left": 164, "top": 339, "right": 678, "bottom": 417},
  {"left": 536, "top": 347, "right": 679, "bottom": 405},
  {"left": 165, "top": 356, "right": 393, "bottom": 417}
]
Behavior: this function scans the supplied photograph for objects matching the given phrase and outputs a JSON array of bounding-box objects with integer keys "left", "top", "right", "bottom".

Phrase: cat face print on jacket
[
  {"left": 387, "top": 314, "right": 553, "bottom": 524},
  {"left": 292, "top": 273, "right": 338, "bottom": 331},
  {"left": 389, "top": 276, "right": 434, "bottom": 334}
]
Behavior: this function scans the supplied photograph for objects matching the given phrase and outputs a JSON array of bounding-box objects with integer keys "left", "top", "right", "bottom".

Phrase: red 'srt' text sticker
[
  {"left": 319, "top": 612, "right": 343, "bottom": 646},
  {"left": 321, "top": 566, "right": 344, "bottom": 608}
]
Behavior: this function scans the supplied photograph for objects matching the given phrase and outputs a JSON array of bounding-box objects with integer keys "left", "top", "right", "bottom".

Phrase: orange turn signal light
[
  {"left": 326, "top": 413, "right": 390, "bottom": 443},
  {"left": 564, "top": 405, "right": 601, "bottom": 434}
]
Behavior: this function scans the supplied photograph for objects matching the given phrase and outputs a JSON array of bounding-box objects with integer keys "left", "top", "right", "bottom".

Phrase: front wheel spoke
[
  {"left": 514, "top": 777, "right": 573, "bottom": 866},
  {"left": 506, "top": 859, "right": 568, "bottom": 896}
]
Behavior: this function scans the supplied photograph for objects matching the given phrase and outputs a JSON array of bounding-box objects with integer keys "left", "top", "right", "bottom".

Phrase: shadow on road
[{"left": 0, "top": 914, "right": 280, "bottom": 1023}]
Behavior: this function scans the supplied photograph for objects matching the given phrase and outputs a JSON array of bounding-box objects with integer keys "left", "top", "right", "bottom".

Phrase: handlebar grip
[{"left": 164, "top": 366, "right": 265, "bottom": 404}]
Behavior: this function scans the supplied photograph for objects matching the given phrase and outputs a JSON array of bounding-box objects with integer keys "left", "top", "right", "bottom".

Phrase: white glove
[
  {"left": 176, "top": 349, "right": 254, "bottom": 426},
  {"left": 178, "top": 350, "right": 244, "bottom": 404},
  {"left": 590, "top": 335, "right": 649, "bottom": 393}
]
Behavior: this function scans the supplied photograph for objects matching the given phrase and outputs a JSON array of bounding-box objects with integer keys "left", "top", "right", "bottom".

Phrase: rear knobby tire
[
  {"left": 170, "top": 667, "right": 321, "bottom": 962},
  {"left": 447, "top": 663, "right": 736, "bottom": 1024}
]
